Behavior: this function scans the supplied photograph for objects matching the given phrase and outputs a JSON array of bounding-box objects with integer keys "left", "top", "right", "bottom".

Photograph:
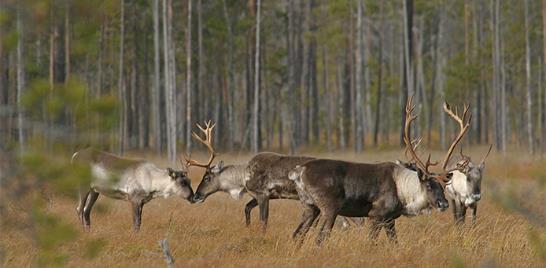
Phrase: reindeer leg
[
  {"left": 244, "top": 198, "right": 258, "bottom": 227},
  {"left": 368, "top": 219, "right": 382, "bottom": 242},
  {"left": 77, "top": 190, "right": 90, "bottom": 228},
  {"left": 384, "top": 219, "right": 397, "bottom": 243},
  {"left": 312, "top": 214, "right": 321, "bottom": 228},
  {"left": 471, "top": 204, "right": 478, "bottom": 224},
  {"left": 449, "top": 198, "right": 458, "bottom": 222},
  {"left": 83, "top": 191, "right": 99, "bottom": 230},
  {"left": 292, "top": 205, "right": 320, "bottom": 244},
  {"left": 460, "top": 204, "right": 467, "bottom": 223},
  {"left": 316, "top": 210, "right": 337, "bottom": 246},
  {"left": 454, "top": 201, "right": 465, "bottom": 224},
  {"left": 257, "top": 196, "right": 270, "bottom": 233},
  {"left": 131, "top": 198, "right": 144, "bottom": 232}
]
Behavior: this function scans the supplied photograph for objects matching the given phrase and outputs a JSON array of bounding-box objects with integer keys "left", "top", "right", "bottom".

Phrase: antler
[
  {"left": 479, "top": 144, "right": 493, "bottom": 166},
  {"left": 404, "top": 96, "right": 437, "bottom": 174},
  {"left": 184, "top": 121, "right": 217, "bottom": 168},
  {"left": 459, "top": 146, "right": 471, "bottom": 162},
  {"left": 441, "top": 101, "right": 472, "bottom": 171}
]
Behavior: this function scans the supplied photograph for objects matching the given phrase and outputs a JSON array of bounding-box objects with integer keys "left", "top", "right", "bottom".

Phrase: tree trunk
[
  {"left": 198, "top": 0, "right": 205, "bottom": 127},
  {"left": 97, "top": 21, "right": 104, "bottom": 96},
  {"left": 324, "top": 47, "right": 332, "bottom": 152},
  {"left": 65, "top": 2, "right": 70, "bottom": 82},
  {"left": 524, "top": 0, "right": 533, "bottom": 153},
  {"left": 354, "top": 0, "right": 364, "bottom": 152},
  {"left": 400, "top": 0, "right": 414, "bottom": 147},
  {"left": 286, "top": 0, "right": 296, "bottom": 153},
  {"left": 16, "top": 7, "right": 25, "bottom": 149},
  {"left": 373, "top": 0, "right": 384, "bottom": 147},
  {"left": 118, "top": 0, "right": 126, "bottom": 155},
  {"left": 437, "top": 6, "right": 446, "bottom": 149},
  {"left": 542, "top": 0, "right": 546, "bottom": 149},
  {"left": 252, "top": 0, "right": 261, "bottom": 153},
  {"left": 169, "top": 0, "right": 177, "bottom": 160},
  {"left": 186, "top": 0, "right": 193, "bottom": 152},
  {"left": 152, "top": 0, "right": 161, "bottom": 151},
  {"left": 222, "top": 0, "right": 235, "bottom": 151}
]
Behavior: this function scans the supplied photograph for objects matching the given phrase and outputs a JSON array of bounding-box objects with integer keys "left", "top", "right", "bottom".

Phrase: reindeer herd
[{"left": 71, "top": 98, "right": 492, "bottom": 246}]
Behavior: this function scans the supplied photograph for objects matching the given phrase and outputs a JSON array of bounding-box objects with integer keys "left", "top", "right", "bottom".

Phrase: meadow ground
[{"left": 2, "top": 147, "right": 546, "bottom": 267}]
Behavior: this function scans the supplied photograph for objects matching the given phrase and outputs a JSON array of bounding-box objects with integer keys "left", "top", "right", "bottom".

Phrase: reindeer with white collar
[{"left": 72, "top": 148, "right": 194, "bottom": 231}]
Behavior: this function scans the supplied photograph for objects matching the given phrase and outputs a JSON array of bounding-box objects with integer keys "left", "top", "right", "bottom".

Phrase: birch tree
[
  {"left": 252, "top": 0, "right": 261, "bottom": 153},
  {"left": 152, "top": 0, "right": 161, "bottom": 151},
  {"left": 119, "top": 0, "right": 126, "bottom": 155},
  {"left": 525, "top": 0, "right": 533, "bottom": 153},
  {"left": 186, "top": 0, "right": 193, "bottom": 152},
  {"left": 16, "top": 5, "right": 25, "bottom": 149}
]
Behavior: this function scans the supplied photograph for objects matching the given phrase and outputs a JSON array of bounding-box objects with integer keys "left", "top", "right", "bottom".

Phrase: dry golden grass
[{"left": 2, "top": 147, "right": 546, "bottom": 267}]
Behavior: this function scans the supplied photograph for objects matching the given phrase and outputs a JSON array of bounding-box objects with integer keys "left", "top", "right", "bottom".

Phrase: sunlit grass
[{"left": 1, "top": 148, "right": 545, "bottom": 267}]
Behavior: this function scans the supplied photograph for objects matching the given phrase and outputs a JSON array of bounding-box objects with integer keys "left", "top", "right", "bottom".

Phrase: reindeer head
[
  {"left": 183, "top": 121, "right": 224, "bottom": 203},
  {"left": 192, "top": 161, "right": 228, "bottom": 203},
  {"left": 403, "top": 97, "right": 471, "bottom": 212},
  {"left": 166, "top": 167, "right": 194, "bottom": 203},
  {"left": 453, "top": 145, "right": 492, "bottom": 205}
]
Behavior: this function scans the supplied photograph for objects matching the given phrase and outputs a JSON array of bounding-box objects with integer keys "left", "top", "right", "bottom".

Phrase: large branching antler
[
  {"left": 184, "top": 121, "right": 217, "bottom": 169},
  {"left": 441, "top": 101, "right": 472, "bottom": 172},
  {"left": 404, "top": 96, "right": 437, "bottom": 174}
]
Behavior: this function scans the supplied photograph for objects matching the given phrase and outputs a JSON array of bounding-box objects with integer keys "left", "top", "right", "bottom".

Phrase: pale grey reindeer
[
  {"left": 445, "top": 145, "right": 492, "bottom": 224},
  {"left": 72, "top": 148, "right": 194, "bottom": 231},
  {"left": 186, "top": 121, "right": 360, "bottom": 232}
]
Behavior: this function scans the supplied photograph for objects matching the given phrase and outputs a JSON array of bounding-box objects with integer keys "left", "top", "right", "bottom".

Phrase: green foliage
[
  {"left": 2, "top": 29, "right": 19, "bottom": 52},
  {"left": 445, "top": 52, "right": 482, "bottom": 101},
  {"left": 22, "top": 77, "right": 119, "bottom": 146},
  {"left": 19, "top": 149, "right": 92, "bottom": 197},
  {"left": 33, "top": 207, "right": 78, "bottom": 266}
]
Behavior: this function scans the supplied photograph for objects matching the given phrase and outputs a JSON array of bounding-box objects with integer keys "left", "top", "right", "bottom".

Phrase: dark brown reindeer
[
  {"left": 289, "top": 96, "right": 470, "bottom": 245},
  {"left": 188, "top": 122, "right": 360, "bottom": 231},
  {"left": 72, "top": 148, "right": 194, "bottom": 231}
]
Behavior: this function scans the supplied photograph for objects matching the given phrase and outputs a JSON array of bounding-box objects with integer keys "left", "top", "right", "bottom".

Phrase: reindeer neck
[{"left": 218, "top": 164, "right": 248, "bottom": 189}]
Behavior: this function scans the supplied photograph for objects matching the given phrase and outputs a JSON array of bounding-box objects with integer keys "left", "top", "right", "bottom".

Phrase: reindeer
[
  {"left": 187, "top": 122, "right": 360, "bottom": 231},
  {"left": 445, "top": 144, "right": 492, "bottom": 224},
  {"left": 72, "top": 148, "right": 194, "bottom": 231},
  {"left": 183, "top": 121, "right": 249, "bottom": 204},
  {"left": 288, "top": 96, "right": 470, "bottom": 245}
]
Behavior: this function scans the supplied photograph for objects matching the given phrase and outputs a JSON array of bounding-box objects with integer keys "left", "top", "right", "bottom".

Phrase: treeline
[{"left": 1, "top": 0, "right": 546, "bottom": 160}]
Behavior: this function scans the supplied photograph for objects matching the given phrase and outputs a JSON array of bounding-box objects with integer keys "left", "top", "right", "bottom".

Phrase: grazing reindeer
[
  {"left": 72, "top": 148, "right": 194, "bottom": 231},
  {"left": 289, "top": 96, "right": 470, "bottom": 245},
  {"left": 445, "top": 144, "right": 492, "bottom": 223},
  {"left": 187, "top": 122, "right": 360, "bottom": 231}
]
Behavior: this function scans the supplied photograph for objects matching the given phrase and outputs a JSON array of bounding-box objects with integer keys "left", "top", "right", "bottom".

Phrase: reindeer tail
[{"left": 288, "top": 165, "right": 305, "bottom": 182}]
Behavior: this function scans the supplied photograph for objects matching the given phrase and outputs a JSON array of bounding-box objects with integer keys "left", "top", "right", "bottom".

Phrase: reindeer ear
[
  {"left": 167, "top": 168, "right": 175, "bottom": 179},
  {"left": 445, "top": 172, "right": 454, "bottom": 182},
  {"left": 417, "top": 168, "right": 425, "bottom": 181},
  {"left": 478, "top": 163, "right": 485, "bottom": 171},
  {"left": 212, "top": 161, "right": 224, "bottom": 174}
]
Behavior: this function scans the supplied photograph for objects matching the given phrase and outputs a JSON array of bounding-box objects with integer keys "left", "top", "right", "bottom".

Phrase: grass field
[{"left": 2, "top": 147, "right": 546, "bottom": 267}]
